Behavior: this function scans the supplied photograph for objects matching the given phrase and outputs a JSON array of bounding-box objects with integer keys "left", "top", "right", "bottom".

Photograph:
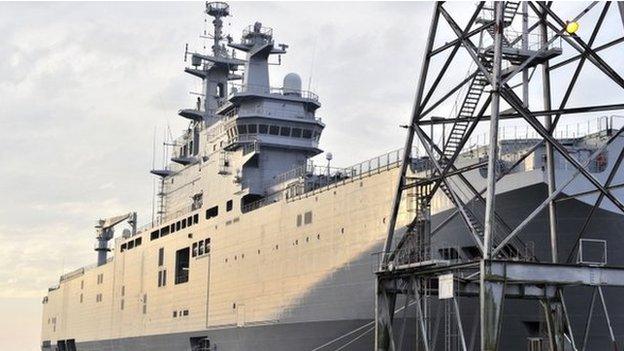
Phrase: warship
[{"left": 41, "top": 2, "right": 624, "bottom": 351}]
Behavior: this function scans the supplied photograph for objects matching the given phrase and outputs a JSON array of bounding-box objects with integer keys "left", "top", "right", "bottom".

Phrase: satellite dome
[{"left": 283, "top": 73, "right": 302, "bottom": 96}]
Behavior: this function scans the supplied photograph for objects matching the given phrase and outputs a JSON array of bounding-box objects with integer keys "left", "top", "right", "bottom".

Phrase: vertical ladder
[{"left": 157, "top": 178, "right": 166, "bottom": 223}]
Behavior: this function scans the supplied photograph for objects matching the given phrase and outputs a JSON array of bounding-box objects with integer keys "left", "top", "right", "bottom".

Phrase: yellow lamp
[{"left": 566, "top": 21, "right": 579, "bottom": 34}]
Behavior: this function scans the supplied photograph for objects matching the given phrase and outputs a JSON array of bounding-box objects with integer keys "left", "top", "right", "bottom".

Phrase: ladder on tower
[{"left": 441, "top": 71, "right": 489, "bottom": 163}]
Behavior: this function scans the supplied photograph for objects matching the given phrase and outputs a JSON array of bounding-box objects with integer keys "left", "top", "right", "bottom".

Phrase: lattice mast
[{"left": 376, "top": 2, "right": 624, "bottom": 351}]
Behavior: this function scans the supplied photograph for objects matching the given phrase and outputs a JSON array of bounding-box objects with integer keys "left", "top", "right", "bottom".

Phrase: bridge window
[
  {"left": 259, "top": 124, "right": 268, "bottom": 134},
  {"left": 248, "top": 124, "right": 257, "bottom": 134},
  {"left": 269, "top": 125, "right": 280, "bottom": 135},
  {"left": 292, "top": 128, "right": 302, "bottom": 138},
  {"left": 280, "top": 127, "right": 291, "bottom": 137},
  {"left": 302, "top": 129, "right": 313, "bottom": 139},
  {"left": 237, "top": 125, "right": 248, "bottom": 134}
]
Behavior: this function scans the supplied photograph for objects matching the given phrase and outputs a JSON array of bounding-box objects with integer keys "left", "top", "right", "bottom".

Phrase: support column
[
  {"left": 483, "top": 1, "right": 504, "bottom": 258},
  {"left": 540, "top": 1, "right": 559, "bottom": 263},
  {"left": 375, "top": 278, "right": 397, "bottom": 351},
  {"left": 480, "top": 261, "right": 505, "bottom": 351},
  {"left": 541, "top": 299, "right": 565, "bottom": 351}
]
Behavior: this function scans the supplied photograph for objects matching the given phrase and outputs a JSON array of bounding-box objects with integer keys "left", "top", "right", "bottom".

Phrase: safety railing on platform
[{"left": 228, "top": 82, "right": 319, "bottom": 102}]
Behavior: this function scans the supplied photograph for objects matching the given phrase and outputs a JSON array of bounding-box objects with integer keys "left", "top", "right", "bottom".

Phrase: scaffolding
[{"left": 376, "top": 2, "right": 624, "bottom": 351}]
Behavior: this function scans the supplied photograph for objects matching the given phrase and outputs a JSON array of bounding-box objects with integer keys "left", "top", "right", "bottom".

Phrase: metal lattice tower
[{"left": 376, "top": 2, "right": 624, "bottom": 351}]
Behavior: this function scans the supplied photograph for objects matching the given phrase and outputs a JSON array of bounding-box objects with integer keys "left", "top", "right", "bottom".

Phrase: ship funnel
[{"left": 283, "top": 73, "right": 302, "bottom": 96}]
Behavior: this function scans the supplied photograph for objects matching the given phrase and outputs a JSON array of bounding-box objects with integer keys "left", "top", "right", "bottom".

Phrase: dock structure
[{"left": 376, "top": 2, "right": 624, "bottom": 351}]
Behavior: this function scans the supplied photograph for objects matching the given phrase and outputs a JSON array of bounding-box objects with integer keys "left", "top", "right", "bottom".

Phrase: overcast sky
[{"left": 1, "top": 2, "right": 623, "bottom": 350}]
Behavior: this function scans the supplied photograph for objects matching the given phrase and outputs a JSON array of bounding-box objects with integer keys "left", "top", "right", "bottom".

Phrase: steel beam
[
  {"left": 483, "top": 2, "right": 504, "bottom": 260},
  {"left": 539, "top": 2, "right": 559, "bottom": 264},
  {"left": 549, "top": 37, "right": 624, "bottom": 71},
  {"left": 419, "top": 103, "right": 624, "bottom": 125},
  {"left": 381, "top": 3, "right": 440, "bottom": 269},
  {"left": 480, "top": 260, "right": 505, "bottom": 351},
  {"left": 485, "top": 260, "right": 624, "bottom": 287}
]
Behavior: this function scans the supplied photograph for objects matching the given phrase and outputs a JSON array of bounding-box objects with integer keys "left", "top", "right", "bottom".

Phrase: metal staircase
[
  {"left": 502, "top": 1, "right": 521, "bottom": 26},
  {"left": 441, "top": 72, "right": 489, "bottom": 163}
]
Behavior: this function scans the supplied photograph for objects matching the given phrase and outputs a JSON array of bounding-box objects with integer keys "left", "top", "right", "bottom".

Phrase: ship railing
[
  {"left": 242, "top": 24, "right": 273, "bottom": 38},
  {"left": 237, "top": 106, "right": 323, "bottom": 123},
  {"left": 241, "top": 192, "right": 282, "bottom": 213},
  {"left": 500, "top": 29, "right": 563, "bottom": 52},
  {"left": 464, "top": 115, "right": 623, "bottom": 157},
  {"left": 270, "top": 148, "right": 405, "bottom": 189},
  {"left": 228, "top": 82, "right": 319, "bottom": 102},
  {"left": 135, "top": 206, "right": 195, "bottom": 234},
  {"left": 60, "top": 267, "right": 85, "bottom": 282}
]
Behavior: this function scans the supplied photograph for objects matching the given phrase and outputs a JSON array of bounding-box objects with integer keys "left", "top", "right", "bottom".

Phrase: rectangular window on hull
[
  {"left": 158, "top": 248, "right": 164, "bottom": 266},
  {"left": 304, "top": 211, "right": 313, "bottom": 224},
  {"left": 206, "top": 206, "right": 218, "bottom": 220},
  {"left": 175, "top": 247, "right": 190, "bottom": 284}
]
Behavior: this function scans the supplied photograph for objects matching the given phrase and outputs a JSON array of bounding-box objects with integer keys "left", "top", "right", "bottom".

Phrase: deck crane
[{"left": 94, "top": 212, "right": 137, "bottom": 266}]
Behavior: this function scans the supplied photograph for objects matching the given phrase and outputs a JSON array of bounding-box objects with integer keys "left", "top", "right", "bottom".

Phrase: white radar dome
[{"left": 283, "top": 73, "right": 302, "bottom": 96}]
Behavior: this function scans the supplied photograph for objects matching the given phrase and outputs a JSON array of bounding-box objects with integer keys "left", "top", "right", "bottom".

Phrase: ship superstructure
[{"left": 40, "top": 2, "right": 624, "bottom": 351}]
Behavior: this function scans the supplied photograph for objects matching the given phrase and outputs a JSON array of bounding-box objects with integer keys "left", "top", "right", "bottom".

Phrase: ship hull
[{"left": 46, "top": 183, "right": 624, "bottom": 351}]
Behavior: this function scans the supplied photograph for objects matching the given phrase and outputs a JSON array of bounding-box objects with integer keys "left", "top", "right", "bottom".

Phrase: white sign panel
[{"left": 438, "top": 273, "right": 454, "bottom": 300}]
